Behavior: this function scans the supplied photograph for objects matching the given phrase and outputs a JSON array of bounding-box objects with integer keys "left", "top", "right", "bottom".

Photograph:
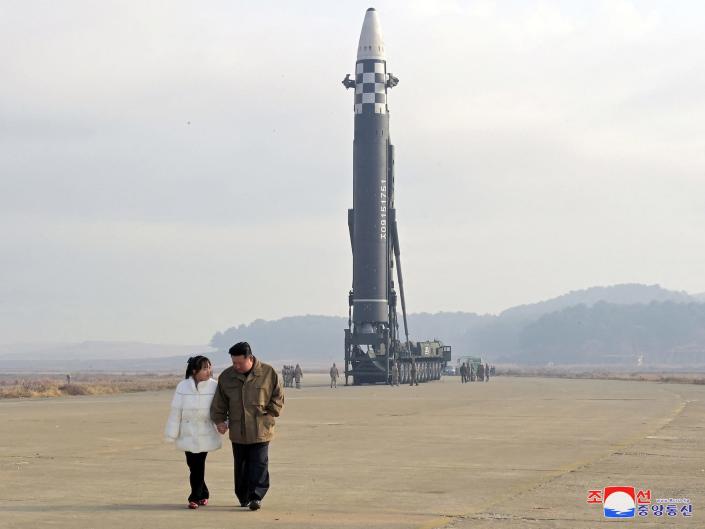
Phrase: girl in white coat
[{"left": 165, "top": 356, "right": 222, "bottom": 509}]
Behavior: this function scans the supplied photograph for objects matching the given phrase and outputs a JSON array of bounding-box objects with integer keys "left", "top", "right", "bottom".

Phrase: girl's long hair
[{"left": 185, "top": 355, "right": 211, "bottom": 379}]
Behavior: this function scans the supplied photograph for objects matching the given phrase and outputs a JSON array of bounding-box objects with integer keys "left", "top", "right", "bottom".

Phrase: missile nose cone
[{"left": 357, "top": 8, "right": 385, "bottom": 60}]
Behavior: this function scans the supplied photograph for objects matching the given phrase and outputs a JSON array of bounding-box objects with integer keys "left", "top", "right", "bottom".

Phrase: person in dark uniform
[
  {"left": 294, "top": 364, "right": 303, "bottom": 389},
  {"left": 329, "top": 363, "right": 340, "bottom": 388},
  {"left": 391, "top": 362, "right": 400, "bottom": 386},
  {"left": 410, "top": 359, "right": 418, "bottom": 386}
]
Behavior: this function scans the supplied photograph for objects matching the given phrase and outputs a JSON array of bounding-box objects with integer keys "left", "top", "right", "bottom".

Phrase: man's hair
[{"left": 229, "top": 341, "right": 253, "bottom": 357}]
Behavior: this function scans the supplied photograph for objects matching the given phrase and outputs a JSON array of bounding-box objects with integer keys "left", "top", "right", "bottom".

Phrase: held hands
[{"left": 216, "top": 422, "right": 228, "bottom": 435}]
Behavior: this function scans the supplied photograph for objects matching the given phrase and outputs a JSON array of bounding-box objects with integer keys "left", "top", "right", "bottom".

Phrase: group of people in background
[
  {"left": 459, "top": 362, "right": 495, "bottom": 383},
  {"left": 281, "top": 364, "right": 303, "bottom": 388}
]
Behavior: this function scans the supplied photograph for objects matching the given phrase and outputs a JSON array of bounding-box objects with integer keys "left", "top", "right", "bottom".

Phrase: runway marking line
[{"left": 419, "top": 389, "right": 690, "bottom": 529}]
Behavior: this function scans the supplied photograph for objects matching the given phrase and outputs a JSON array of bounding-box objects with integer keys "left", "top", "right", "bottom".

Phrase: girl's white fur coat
[{"left": 164, "top": 377, "right": 222, "bottom": 453}]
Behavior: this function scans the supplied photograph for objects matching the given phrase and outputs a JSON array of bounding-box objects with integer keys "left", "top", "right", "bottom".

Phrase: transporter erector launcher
[{"left": 342, "top": 8, "right": 451, "bottom": 385}]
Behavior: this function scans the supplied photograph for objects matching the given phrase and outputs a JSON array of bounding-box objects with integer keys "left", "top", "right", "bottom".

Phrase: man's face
[{"left": 231, "top": 354, "right": 254, "bottom": 373}]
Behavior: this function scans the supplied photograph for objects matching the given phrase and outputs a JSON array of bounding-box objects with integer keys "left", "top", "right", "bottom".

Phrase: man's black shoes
[{"left": 248, "top": 499, "right": 261, "bottom": 511}]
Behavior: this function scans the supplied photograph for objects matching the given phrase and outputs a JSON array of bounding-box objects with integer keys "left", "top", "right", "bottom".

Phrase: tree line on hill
[{"left": 210, "top": 284, "right": 705, "bottom": 367}]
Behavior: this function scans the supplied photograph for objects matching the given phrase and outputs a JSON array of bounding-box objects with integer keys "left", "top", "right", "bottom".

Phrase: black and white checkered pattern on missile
[{"left": 354, "top": 60, "right": 387, "bottom": 115}]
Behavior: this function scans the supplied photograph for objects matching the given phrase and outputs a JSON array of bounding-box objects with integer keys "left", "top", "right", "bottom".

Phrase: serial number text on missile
[{"left": 380, "top": 179, "right": 387, "bottom": 240}]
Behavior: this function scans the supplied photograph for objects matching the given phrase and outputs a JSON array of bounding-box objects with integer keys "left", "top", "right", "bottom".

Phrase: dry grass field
[
  {"left": 3, "top": 367, "right": 705, "bottom": 400},
  {"left": 0, "top": 373, "right": 180, "bottom": 399},
  {"left": 498, "top": 366, "right": 705, "bottom": 385}
]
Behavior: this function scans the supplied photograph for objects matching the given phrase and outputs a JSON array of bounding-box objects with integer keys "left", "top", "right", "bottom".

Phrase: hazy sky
[{"left": 2, "top": 0, "right": 705, "bottom": 344}]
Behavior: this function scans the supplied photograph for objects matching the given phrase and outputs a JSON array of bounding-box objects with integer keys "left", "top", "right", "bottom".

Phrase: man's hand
[{"left": 216, "top": 422, "right": 228, "bottom": 434}]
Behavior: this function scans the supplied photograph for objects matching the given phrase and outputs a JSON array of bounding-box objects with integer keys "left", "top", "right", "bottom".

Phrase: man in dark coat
[{"left": 211, "top": 342, "right": 284, "bottom": 511}]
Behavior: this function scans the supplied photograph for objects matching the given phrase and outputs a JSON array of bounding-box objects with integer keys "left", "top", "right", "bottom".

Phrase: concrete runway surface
[{"left": 1, "top": 374, "right": 703, "bottom": 529}]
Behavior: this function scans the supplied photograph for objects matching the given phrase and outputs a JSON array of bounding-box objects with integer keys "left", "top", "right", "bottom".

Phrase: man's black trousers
[
  {"left": 232, "top": 442, "right": 270, "bottom": 504},
  {"left": 185, "top": 451, "right": 209, "bottom": 502}
]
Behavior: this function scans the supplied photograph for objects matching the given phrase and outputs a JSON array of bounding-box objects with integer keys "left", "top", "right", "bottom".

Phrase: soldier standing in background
[
  {"left": 294, "top": 364, "right": 303, "bottom": 389},
  {"left": 391, "top": 361, "right": 400, "bottom": 386},
  {"left": 485, "top": 363, "right": 490, "bottom": 382},
  {"left": 409, "top": 359, "right": 418, "bottom": 386},
  {"left": 329, "top": 363, "right": 339, "bottom": 388},
  {"left": 477, "top": 362, "right": 485, "bottom": 382},
  {"left": 460, "top": 363, "right": 467, "bottom": 383}
]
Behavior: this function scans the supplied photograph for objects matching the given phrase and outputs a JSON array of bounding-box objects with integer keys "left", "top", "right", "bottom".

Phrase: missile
[
  {"left": 343, "top": 9, "right": 451, "bottom": 385},
  {"left": 345, "top": 8, "right": 397, "bottom": 331},
  {"left": 343, "top": 8, "right": 405, "bottom": 384}
]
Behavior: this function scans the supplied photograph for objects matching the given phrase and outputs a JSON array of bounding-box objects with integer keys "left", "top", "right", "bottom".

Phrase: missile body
[
  {"left": 352, "top": 8, "right": 391, "bottom": 326},
  {"left": 343, "top": 9, "right": 451, "bottom": 385},
  {"left": 343, "top": 8, "right": 402, "bottom": 384}
]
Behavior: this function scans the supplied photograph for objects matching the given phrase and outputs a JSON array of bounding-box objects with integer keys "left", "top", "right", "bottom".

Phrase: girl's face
[{"left": 193, "top": 362, "right": 212, "bottom": 382}]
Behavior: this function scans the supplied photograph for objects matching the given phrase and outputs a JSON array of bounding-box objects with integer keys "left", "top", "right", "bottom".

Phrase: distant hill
[
  {"left": 500, "top": 284, "right": 694, "bottom": 321},
  {"left": 0, "top": 355, "right": 212, "bottom": 373},
  {"left": 211, "top": 315, "right": 347, "bottom": 367},
  {"left": 514, "top": 301, "right": 705, "bottom": 366},
  {"left": 210, "top": 284, "right": 705, "bottom": 368},
  {"left": 0, "top": 342, "right": 215, "bottom": 372},
  {"left": 454, "top": 284, "right": 704, "bottom": 364},
  {"left": 6, "top": 284, "right": 705, "bottom": 371},
  {"left": 210, "top": 312, "right": 490, "bottom": 367}
]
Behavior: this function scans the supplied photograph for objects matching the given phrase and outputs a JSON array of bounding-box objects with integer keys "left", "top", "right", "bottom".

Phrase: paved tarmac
[{"left": 1, "top": 374, "right": 703, "bottom": 528}]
